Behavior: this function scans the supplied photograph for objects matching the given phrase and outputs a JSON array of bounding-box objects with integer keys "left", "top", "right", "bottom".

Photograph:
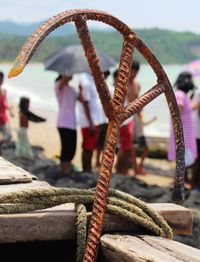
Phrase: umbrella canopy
[
  {"left": 44, "top": 45, "right": 116, "bottom": 75},
  {"left": 185, "top": 59, "right": 200, "bottom": 77}
]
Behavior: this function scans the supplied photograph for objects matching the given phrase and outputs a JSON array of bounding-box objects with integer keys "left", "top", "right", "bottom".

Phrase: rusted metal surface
[{"left": 8, "top": 9, "right": 185, "bottom": 262}]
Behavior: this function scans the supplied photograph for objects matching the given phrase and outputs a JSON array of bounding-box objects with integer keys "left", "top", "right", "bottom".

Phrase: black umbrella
[{"left": 44, "top": 45, "right": 116, "bottom": 75}]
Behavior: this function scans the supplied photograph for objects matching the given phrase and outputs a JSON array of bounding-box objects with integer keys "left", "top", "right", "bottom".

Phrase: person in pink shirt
[
  {"left": 168, "top": 72, "right": 197, "bottom": 187},
  {"left": 191, "top": 89, "right": 200, "bottom": 190},
  {"left": 55, "top": 74, "right": 83, "bottom": 173}
]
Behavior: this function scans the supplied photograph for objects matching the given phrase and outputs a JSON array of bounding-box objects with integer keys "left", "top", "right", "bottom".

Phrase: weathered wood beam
[
  {"left": 0, "top": 157, "right": 193, "bottom": 243},
  {"left": 150, "top": 203, "right": 192, "bottom": 235},
  {"left": 100, "top": 234, "right": 200, "bottom": 262},
  {"left": 0, "top": 202, "right": 192, "bottom": 243},
  {"left": 0, "top": 157, "right": 36, "bottom": 184}
]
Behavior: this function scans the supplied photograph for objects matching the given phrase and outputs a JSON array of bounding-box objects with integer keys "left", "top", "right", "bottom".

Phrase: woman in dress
[{"left": 168, "top": 72, "right": 197, "bottom": 187}]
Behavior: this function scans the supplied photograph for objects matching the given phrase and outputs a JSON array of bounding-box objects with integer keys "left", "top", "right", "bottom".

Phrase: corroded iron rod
[
  {"left": 74, "top": 15, "right": 114, "bottom": 120},
  {"left": 8, "top": 9, "right": 185, "bottom": 262},
  {"left": 112, "top": 37, "right": 135, "bottom": 111}
]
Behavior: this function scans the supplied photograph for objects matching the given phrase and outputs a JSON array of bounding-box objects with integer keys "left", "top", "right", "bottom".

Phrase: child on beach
[
  {"left": 191, "top": 89, "right": 200, "bottom": 190},
  {"left": 95, "top": 70, "right": 110, "bottom": 169},
  {"left": 0, "top": 71, "right": 13, "bottom": 155},
  {"left": 15, "top": 97, "right": 46, "bottom": 159},
  {"left": 134, "top": 111, "right": 157, "bottom": 174}
]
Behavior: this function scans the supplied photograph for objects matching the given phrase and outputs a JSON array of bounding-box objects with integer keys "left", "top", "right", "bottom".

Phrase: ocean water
[{"left": 1, "top": 63, "right": 200, "bottom": 137}]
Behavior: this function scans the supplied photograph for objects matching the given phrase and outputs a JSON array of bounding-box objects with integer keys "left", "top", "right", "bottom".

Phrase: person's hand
[{"left": 78, "top": 84, "right": 85, "bottom": 102}]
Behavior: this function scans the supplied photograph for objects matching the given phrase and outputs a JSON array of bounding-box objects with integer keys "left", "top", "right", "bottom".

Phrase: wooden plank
[
  {"left": 149, "top": 203, "right": 193, "bottom": 235},
  {"left": 0, "top": 157, "right": 193, "bottom": 242},
  {"left": 100, "top": 234, "right": 200, "bottom": 262},
  {"left": 0, "top": 203, "right": 76, "bottom": 243},
  {"left": 0, "top": 180, "right": 50, "bottom": 193},
  {"left": 0, "top": 157, "right": 36, "bottom": 184},
  {"left": 0, "top": 203, "right": 192, "bottom": 243}
]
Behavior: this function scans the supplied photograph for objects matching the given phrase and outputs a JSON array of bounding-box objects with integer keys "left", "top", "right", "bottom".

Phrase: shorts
[
  {"left": 97, "top": 123, "right": 108, "bottom": 150},
  {"left": 119, "top": 121, "right": 134, "bottom": 151},
  {"left": 81, "top": 126, "right": 99, "bottom": 151}
]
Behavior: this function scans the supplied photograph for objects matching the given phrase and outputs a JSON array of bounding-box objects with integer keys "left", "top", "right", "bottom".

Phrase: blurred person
[
  {"left": 134, "top": 111, "right": 157, "bottom": 175},
  {"left": 95, "top": 70, "right": 110, "bottom": 168},
  {"left": 55, "top": 75, "right": 83, "bottom": 173},
  {"left": 116, "top": 61, "right": 141, "bottom": 175},
  {"left": 126, "top": 60, "right": 141, "bottom": 102},
  {"left": 15, "top": 97, "right": 46, "bottom": 159},
  {"left": 168, "top": 72, "right": 197, "bottom": 188},
  {"left": 0, "top": 71, "right": 13, "bottom": 155},
  {"left": 191, "top": 87, "right": 200, "bottom": 190},
  {"left": 78, "top": 73, "right": 104, "bottom": 172}
]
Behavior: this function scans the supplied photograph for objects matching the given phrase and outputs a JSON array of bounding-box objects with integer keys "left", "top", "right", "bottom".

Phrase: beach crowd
[{"left": 1, "top": 62, "right": 200, "bottom": 191}]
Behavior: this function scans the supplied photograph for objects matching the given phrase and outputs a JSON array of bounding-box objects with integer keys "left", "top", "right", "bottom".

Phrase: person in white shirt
[
  {"left": 78, "top": 73, "right": 104, "bottom": 172},
  {"left": 95, "top": 70, "right": 110, "bottom": 168}
]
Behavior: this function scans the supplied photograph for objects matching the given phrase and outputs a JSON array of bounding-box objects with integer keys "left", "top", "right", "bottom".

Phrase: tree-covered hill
[
  {"left": 0, "top": 28, "right": 200, "bottom": 64},
  {"left": 0, "top": 21, "right": 75, "bottom": 36}
]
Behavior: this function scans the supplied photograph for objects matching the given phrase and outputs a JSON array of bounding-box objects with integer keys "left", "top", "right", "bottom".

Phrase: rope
[
  {"left": 0, "top": 187, "right": 173, "bottom": 260},
  {"left": 75, "top": 203, "right": 87, "bottom": 262}
]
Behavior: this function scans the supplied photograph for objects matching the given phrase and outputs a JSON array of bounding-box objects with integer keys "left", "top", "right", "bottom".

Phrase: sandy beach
[
  {"left": 4, "top": 107, "right": 200, "bottom": 253},
  {"left": 9, "top": 107, "right": 60, "bottom": 158},
  {"left": 8, "top": 105, "right": 83, "bottom": 167},
  {"left": 7, "top": 105, "right": 175, "bottom": 187}
]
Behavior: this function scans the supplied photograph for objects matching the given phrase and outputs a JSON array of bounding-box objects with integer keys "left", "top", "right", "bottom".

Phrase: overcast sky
[{"left": 1, "top": 0, "right": 200, "bottom": 33}]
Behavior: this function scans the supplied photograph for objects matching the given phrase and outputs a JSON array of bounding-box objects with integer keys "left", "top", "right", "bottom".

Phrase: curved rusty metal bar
[
  {"left": 8, "top": 9, "right": 133, "bottom": 78},
  {"left": 112, "top": 35, "right": 136, "bottom": 111},
  {"left": 74, "top": 15, "right": 114, "bottom": 120},
  {"left": 122, "top": 82, "right": 167, "bottom": 121},
  {"left": 127, "top": 38, "right": 185, "bottom": 203},
  {"left": 8, "top": 9, "right": 185, "bottom": 262}
]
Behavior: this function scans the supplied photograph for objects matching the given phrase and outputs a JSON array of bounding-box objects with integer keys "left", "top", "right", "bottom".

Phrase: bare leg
[
  {"left": 116, "top": 149, "right": 125, "bottom": 174},
  {"left": 116, "top": 149, "right": 132, "bottom": 175},
  {"left": 95, "top": 147, "right": 101, "bottom": 168},
  {"left": 138, "top": 147, "right": 149, "bottom": 174},
  {"left": 139, "top": 147, "right": 149, "bottom": 166},
  {"left": 95, "top": 124, "right": 107, "bottom": 168},
  {"left": 59, "top": 161, "right": 71, "bottom": 173},
  {"left": 82, "top": 149, "right": 93, "bottom": 172},
  {"left": 0, "top": 142, "right": 2, "bottom": 156},
  {"left": 191, "top": 157, "right": 200, "bottom": 189},
  {"left": 132, "top": 146, "right": 140, "bottom": 175}
]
